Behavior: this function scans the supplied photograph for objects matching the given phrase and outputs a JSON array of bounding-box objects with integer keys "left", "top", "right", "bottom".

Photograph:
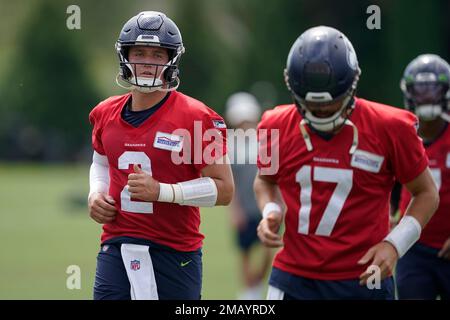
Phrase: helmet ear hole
[
  {"left": 119, "top": 58, "right": 133, "bottom": 79},
  {"left": 164, "top": 65, "right": 178, "bottom": 82},
  {"left": 121, "top": 65, "right": 132, "bottom": 79}
]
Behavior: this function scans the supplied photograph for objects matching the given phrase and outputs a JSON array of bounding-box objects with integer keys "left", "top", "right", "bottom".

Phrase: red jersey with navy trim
[
  {"left": 257, "top": 97, "right": 428, "bottom": 280},
  {"left": 399, "top": 123, "right": 450, "bottom": 249},
  {"left": 89, "top": 91, "right": 227, "bottom": 252}
]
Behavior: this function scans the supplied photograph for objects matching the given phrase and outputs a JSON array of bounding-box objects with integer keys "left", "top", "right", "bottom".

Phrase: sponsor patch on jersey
[
  {"left": 446, "top": 153, "right": 450, "bottom": 168},
  {"left": 351, "top": 149, "right": 384, "bottom": 173},
  {"left": 212, "top": 119, "right": 226, "bottom": 129},
  {"left": 153, "top": 132, "right": 183, "bottom": 152}
]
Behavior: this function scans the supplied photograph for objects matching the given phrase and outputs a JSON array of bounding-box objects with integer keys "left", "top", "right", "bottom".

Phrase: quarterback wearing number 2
[{"left": 87, "top": 11, "right": 233, "bottom": 300}]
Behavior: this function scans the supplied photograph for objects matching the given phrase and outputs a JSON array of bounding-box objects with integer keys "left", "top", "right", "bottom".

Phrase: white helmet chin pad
[
  {"left": 415, "top": 104, "right": 442, "bottom": 121},
  {"left": 129, "top": 76, "right": 163, "bottom": 92},
  {"left": 304, "top": 108, "right": 347, "bottom": 132},
  {"left": 301, "top": 94, "right": 353, "bottom": 132}
]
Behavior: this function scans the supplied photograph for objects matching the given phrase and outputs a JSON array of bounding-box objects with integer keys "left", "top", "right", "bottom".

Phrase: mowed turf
[{"left": 0, "top": 163, "right": 242, "bottom": 299}]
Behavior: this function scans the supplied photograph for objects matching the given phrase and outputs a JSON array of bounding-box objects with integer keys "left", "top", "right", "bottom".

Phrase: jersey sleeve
[
  {"left": 387, "top": 112, "right": 428, "bottom": 185},
  {"left": 256, "top": 110, "right": 280, "bottom": 181},
  {"left": 192, "top": 110, "right": 228, "bottom": 171},
  {"left": 89, "top": 107, "right": 105, "bottom": 155}
]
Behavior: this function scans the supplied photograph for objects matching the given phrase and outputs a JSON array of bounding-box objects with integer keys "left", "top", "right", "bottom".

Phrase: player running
[
  {"left": 254, "top": 26, "right": 439, "bottom": 299},
  {"left": 396, "top": 54, "right": 450, "bottom": 300},
  {"left": 88, "top": 11, "right": 234, "bottom": 300}
]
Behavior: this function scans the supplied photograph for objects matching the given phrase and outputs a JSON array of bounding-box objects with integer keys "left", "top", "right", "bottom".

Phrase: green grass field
[{"left": 0, "top": 163, "right": 254, "bottom": 299}]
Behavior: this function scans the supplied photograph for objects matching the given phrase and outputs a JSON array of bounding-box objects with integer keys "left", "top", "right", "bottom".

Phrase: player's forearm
[
  {"left": 404, "top": 187, "right": 439, "bottom": 228},
  {"left": 89, "top": 151, "right": 110, "bottom": 198},
  {"left": 210, "top": 176, "right": 234, "bottom": 206},
  {"left": 200, "top": 158, "right": 234, "bottom": 206},
  {"left": 384, "top": 189, "right": 438, "bottom": 258},
  {"left": 157, "top": 175, "right": 234, "bottom": 207},
  {"left": 253, "top": 174, "right": 284, "bottom": 213},
  {"left": 384, "top": 168, "right": 439, "bottom": 258},
  {"left": 404, "top": 167, "right": 439, "bottom": 228}
]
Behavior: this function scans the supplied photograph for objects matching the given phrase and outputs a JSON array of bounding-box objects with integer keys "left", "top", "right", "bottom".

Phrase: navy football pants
[
  {"left": 396, "top": 242, "right": 450, "bottom": 300},
  {"left": 270, "top": 267, "right": 395, "bottom": 300},
  {"left": 93, "top": 242, "right": 202, "bottom": 300}
]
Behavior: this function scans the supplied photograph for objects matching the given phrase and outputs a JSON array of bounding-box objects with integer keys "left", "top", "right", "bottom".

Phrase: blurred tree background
[{"left": 0, "top": 0, "right": 449, "bottom": 161}]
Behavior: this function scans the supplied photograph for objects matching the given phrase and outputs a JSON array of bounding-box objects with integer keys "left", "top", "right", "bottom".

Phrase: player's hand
[
  {"left": 438, "top": 237, "right": 450, "bottom": 260},
  {"left": 357, "top": 241, "right": 399, "bottom": 286},
  {"left": 127, "top": 164, "right": 160, "bottom": 202},
  {"left": 88, "top": 192, "right": 117, "bottom": 224},
  {"left": 257, "top": 212, "right": 283, "bottom": 248}
]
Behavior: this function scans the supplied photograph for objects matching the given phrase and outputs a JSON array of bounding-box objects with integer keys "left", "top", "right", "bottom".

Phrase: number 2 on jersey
[
  {"left": 118, "top": 151, "right": 153, "bottom": 214},
  {"left": 296, "top": 165, "right": 353, "bottom": 236}
]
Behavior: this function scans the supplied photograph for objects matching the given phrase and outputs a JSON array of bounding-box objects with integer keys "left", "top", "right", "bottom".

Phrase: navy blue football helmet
[
  {"left": 115, "top": 11, "right": 185, "bottom": 92},
  {"left": 284, "top": 26, "right": 361, "bottom": 132},
  {"left": 400, "top": 54, "right": 450, "bottom": 121}
]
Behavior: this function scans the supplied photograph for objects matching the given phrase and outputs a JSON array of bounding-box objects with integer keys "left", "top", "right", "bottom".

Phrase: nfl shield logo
[{"left": 130, "top": 260, "right": 140, "bottom": 271}]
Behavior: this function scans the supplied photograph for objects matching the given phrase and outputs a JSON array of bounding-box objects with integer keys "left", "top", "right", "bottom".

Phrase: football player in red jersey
[
  {"left": 254, "top": 26, "right": 439, "bottom": 299},
  {"left": 396, "top": 54, "right": 450, "bottom": 300},
  {"left": 87, "top": 11, "right": 234, "bottom": 300}
]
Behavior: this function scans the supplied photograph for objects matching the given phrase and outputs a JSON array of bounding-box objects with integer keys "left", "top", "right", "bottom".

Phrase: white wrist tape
[
  {"left": 262, "top": 202, "right": 282, "bottom": 219},
  {"left": 158, "top": 183, "right": 175, "bottom": 203},
  {"left": 89, "top": 151, "right": 110, "bottom": 198},
  {"left": 157, "top": 177, "right": 218, "bottom": 207},
  {"left": 384, "top": 215, "right": 422, "bottom": 258}
]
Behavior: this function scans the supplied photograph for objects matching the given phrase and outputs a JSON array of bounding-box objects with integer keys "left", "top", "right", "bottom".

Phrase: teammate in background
[
  {"left": 396, "top": 54, "right": 450, "bottom": 300},
  {"left": 254, "top": 26, "right": 439, "bottom": 300},
  {"left": 88, "top": 11, "right": 234, "bottom": 300},
  {"left": 225, "top": 92, "right": 273, "bottom": 300}
]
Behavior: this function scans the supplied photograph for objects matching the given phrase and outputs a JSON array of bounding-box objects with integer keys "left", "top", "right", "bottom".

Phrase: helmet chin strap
[{"left": 299, "top": 118, "right": 358, "bottom": 154}]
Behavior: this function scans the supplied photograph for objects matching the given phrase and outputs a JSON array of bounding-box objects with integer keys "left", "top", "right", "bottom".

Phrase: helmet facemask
[
  {"left": 286, "top": 68, "right": 360, "bottom": 133},
  {"left": 400, "top": 54, "right": 450, "bottom": 122},
  {"left": 401, "top": 77, "right": 449, "bottom": 121},
  {"left": 116, "top": 42, "right": 184, "bottom": 93}
]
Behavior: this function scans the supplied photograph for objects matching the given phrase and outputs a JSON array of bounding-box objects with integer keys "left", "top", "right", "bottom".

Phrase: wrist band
[
  {"left": 262, "top": 202, "right": 282, "bottom": 219},
  {"left": 384, "top": 215, "right": 422, "bottom": 258},
  {"left": 158, "top": 183, "right": 174, "bottom": 203},
  {"left": 157, "top": 178, "right": 218, "bottom": 207}
]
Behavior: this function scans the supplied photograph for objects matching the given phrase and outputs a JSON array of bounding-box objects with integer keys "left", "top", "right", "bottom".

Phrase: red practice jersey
[
  {"left": 257, "top": 97, "right": 428, "bottom": 280},
  {"left": 89, "top": 91, "right": 227, "bottom": 252},
  {"left": 399, "top": 123, "right": 450, "bottom": 249}
]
